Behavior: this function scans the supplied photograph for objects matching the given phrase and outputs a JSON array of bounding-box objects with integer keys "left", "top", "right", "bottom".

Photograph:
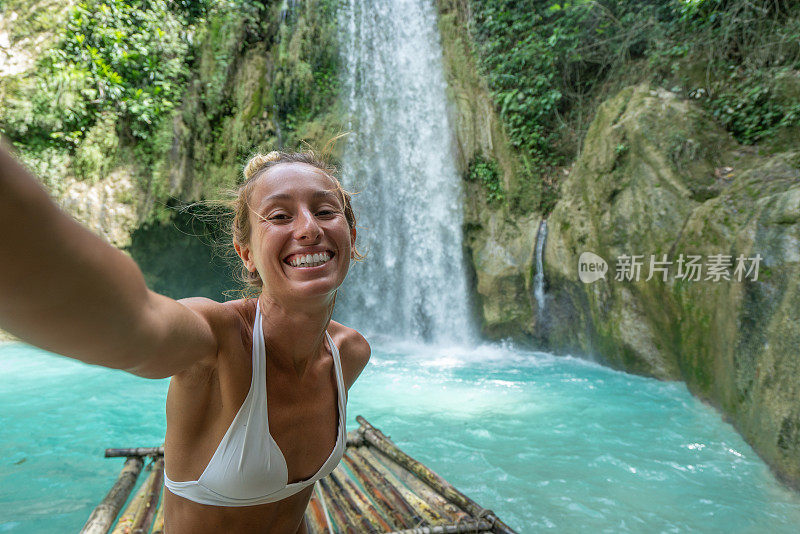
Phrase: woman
[{"left": 0, "top": 142, "right": 370, "bottom": 534}]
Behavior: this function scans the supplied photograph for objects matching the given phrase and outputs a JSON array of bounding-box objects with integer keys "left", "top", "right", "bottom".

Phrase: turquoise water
[{"left": 2, "top": 341, "right": 800, "bottom": 533}]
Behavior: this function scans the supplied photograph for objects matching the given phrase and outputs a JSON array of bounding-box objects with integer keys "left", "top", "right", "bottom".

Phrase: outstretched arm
[{"left": 0, "top": 141, "right": 217, "bottom": 378}]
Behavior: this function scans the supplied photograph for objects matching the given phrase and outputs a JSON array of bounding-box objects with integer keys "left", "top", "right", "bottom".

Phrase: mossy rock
[{"left": 546, "top": 83, "right": 800, "bottom": 489}]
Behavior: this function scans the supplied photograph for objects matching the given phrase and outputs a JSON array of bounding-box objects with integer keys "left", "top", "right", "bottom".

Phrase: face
[{"left": 234, "top": 162, "right": 356, "bottom": 302}]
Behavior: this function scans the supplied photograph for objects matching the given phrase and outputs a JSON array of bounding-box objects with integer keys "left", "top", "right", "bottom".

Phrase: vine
[
  {"left": 467, "top": 0, "right": 800, "bottom": 211},
  {"left": 467, "top": 155, "right": 505, "bottom": 204}
]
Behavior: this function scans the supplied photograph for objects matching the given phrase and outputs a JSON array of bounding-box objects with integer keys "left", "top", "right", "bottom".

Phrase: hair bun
[
  {"left": 243, "top": 151, "right": 284, "bottom": 179},
  {"left": 243, "top": 153, "right": 269, "bottom": 180}
]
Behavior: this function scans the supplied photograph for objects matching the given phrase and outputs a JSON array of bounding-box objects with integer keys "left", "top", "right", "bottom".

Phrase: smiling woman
[
  {"left": 0, "top": 138, "right": 371, "bottom": 534},
  {"left": 228, "top": 147, "right": 364, "bottom": 292}
]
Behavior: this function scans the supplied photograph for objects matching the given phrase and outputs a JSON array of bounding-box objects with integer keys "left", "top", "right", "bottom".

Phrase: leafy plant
[
  {"left": 467, "top": 0, "right": 800, "bottom": 212},
  {"left": 272, "top": 0, "right": 341, "bottom": 137},
  {"left": 470, "top": 0, "right": 671, "bottom": 167},
  {"left": 2, "top": 0, "right": 205, "bottom": 155},
  {"left": 468, "top": 156, "right": 505, "bottom": 204}
]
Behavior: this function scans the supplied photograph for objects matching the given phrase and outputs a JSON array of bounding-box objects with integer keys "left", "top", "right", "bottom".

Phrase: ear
[
  {"left": 234, "top": 241, "right": 257, "bottom": 273},
  {"left": 349, "top": 227, "right": 357, "bottom": 259}
]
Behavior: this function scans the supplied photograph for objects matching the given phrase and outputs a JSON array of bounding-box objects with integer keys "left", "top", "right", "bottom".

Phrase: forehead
[{"left": 250, "top": 162, "right": 340, "bottom": 205}]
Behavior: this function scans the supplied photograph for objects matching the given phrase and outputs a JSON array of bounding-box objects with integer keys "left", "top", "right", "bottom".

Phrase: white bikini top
[{"left": 163, "top": 302, "right": 347, "bottom": 506}]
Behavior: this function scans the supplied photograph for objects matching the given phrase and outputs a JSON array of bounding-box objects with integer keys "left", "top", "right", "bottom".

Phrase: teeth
[{"left": 288, "top": 252, "right": 331, "bottom": 268}]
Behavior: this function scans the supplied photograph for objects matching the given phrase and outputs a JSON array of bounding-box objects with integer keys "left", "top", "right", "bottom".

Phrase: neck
[{"left": 256, "top": 292, "right": 335, "bottom": 379}]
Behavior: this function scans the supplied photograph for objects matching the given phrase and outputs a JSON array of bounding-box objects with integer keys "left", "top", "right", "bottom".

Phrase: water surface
[{"left": 2, "top": 341, "right": 799, "bottom": 533}]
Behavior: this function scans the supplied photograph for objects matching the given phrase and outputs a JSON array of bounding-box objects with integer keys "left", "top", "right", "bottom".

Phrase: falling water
[
  {"left": 335, "top": 0, "right": 473, "bottom": 344},
  {"left": 534, "top": 219, "right": 547, "bottom": 313},
  {"left": 273, "top": 105, "right": 284, "bottom": 148},
  {"left": 279, "top": 0, "right": 299, "bottom": 23}
]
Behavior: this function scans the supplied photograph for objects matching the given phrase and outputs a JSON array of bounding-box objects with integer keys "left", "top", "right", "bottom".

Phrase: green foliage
[
  {"left": 2, "top": 0, "right": 344, "bottom": 234},
  {"left": 470, "top": 0, "right": 671, "bottom": 167},
  {"left": 48, "top": 0, "right": 192, "bottom": 142},
  {"left": 1, "top": 0, "right": 207, "bottom": 187},
  {"left": 172, "top": 0, "right": 343, "bottom": 200},
  {"left": 0, "top": 0, "right": 70, "bottom": 42},
  {"left": 468, "top": 0, "right": 800, "bottom": 187},
  {"left": 709, "top": 72, "right": 800, "bottom": 145},
  {"left": 669, "top": 1, "right": 800, "bottom": 144},
  {"left": 72, "top": 111, "right": 119, "bottom": 182},
  {"left": 273, "top": 0, "right": 341, "bottom": 136},
  {"left": 468, "top": 155, "right": 505, "bottom": 203}
]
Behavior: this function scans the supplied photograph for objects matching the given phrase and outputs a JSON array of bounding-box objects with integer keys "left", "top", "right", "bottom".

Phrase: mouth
[{"left": 283, "top": 250, "right": 335, "bottom": 268}]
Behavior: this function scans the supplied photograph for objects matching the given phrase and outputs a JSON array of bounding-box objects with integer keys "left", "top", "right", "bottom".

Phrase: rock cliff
[
  {"left": 544, "top": 84, "right": 800, "bottom": 488},
  {"left": 436, "top": 0, "right": 543, "bottom": 338},
  {"left": 434, "top": 2, "right": 800, "bottom": 489}
]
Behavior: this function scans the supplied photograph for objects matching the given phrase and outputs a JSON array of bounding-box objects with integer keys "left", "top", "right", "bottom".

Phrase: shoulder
[
  {"left": 169, "top": 297, "right": 252, "bottom": 382},
  {"left": 177, "top": 296, "right": 246, "bottom": 333},
  {"left": 328, "top": 321, "right": 370, "bottom": 391}
]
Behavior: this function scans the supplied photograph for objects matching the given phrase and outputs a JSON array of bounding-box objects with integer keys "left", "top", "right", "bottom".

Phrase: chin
[{"left": 286, "top": 278, "right": 345, "bottom": 300}]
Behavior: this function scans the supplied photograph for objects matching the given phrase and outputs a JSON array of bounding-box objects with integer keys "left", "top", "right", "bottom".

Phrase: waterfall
[
  {"left": 273, "top": 105, "right": 284, "bottom": 148},
  {"left": 279, "top": 0, "right": 299, "bottom": 23},
  {"left": 335, "top": 0, "right": 474, "bottom": 344},
  {"left": 534, "top": 219, "right": 547, "bottom": 313}
]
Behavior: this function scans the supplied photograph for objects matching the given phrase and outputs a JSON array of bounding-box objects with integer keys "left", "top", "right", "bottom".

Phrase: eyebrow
[{"left": 262, "top": 190, "right": 340, "bottom": 204}]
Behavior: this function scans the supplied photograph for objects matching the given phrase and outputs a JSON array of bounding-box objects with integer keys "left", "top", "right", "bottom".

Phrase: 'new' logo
[{"left": 578, "top": 252, "right": 607, "bottom": 283}]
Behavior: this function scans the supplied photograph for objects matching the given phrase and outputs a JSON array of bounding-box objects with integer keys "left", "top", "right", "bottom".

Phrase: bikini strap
[{"left": 325, "top": 330, "right": 346, "bottom": 407}]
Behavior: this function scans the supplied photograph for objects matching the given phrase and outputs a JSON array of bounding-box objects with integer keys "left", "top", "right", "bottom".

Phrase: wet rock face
[
  {"left": 56, "top": 167, "right": 140, "bottom": 249},
  {"left": 467, "top": 209, "right": 539, "bottom": 338},
  {"left": 545, "top": 83, "right": 800, "bottom": 488},
  {"left": 436, "top": 0, "right": 543, "bottom": 338}
]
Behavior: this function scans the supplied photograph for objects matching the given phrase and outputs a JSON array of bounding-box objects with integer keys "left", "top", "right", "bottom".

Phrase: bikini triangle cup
[{"left": 163, "top": 302, "right": 347, "bottom": 506}]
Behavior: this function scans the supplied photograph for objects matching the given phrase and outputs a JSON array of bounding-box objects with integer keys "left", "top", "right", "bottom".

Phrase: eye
[
  {"left": 317, "top": 209, "right": 336, "bottom": 217},
  {"left": 268, "top": 213, "right": 290, "bottom": 222}
]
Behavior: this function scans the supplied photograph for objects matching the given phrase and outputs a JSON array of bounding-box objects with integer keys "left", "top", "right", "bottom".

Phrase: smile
[{"left": 284, "top": 251, "right": 334, "bottom": 268}]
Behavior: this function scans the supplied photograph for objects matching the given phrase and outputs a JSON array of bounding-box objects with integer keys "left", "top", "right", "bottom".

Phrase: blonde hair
[{"left": 231, "top": 138, "right": 362, "bottom": 290}]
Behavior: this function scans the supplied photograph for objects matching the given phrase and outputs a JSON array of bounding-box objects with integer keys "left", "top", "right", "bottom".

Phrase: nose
[{"left": 294, "top": 208, "right": 321, "bottom": 242}]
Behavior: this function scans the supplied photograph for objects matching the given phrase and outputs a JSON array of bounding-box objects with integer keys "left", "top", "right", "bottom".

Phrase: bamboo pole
[
  {"left": 109, "top": 472, "right": 149, "bottom": 534},
  {"left": 323, "top": 468, "right": 377, "bottom": 532},
  {"left": 328, "top": 466, "right": 389, "bottom": 532},
  {"left": 354, "top": 447, "right": 445, "bottom": 526},
  {"left": 346, "top": 429, "right": 365, "bottom": 448},
  {"left": 342, "top": 451, "right": 406, "bottom": 529},
  {"left": 110, "top": 458, "right": 162, "bottom": 534},
  {"left": 343, "top": 449, "right": 416, "bottom": 529},
  {"left": 104, "top": 447, "right": 163, "bottom": 458},
  {"left": 313, "top": 482, "right": 337, "bottom": 534},
  {"left": 150, "top": 495, "right": 165, "bottom": 534},
  {"left": 332, "top": 467, "right": 393, "bottom": 532},
  {"left": 131, "top": 457, "right": 163, "bottom": 534},
  {"left": 305, "top": 490, "right": 328, "bottom": 534},
  {"left": 304, "top": 511, "right": 322, "bottom": 534},
  {"left": 356, "top": 416, "right": 517, "bottom": 534},
  {"left": 80, "top": 457, "right": 144, "bottom": 534},
  {"left": 318, "top": 478, "right": 354, "bottom": 533},
  {"left": 385, "top": 524, "right": 494, "bottom": 534},
  {"left": 378, "top": 450, "right": 472, "bottom": 524}
]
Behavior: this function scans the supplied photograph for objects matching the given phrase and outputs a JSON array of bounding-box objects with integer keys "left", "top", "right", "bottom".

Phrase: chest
[{"left": 263, "top": 358, "right": 343, "bottom": 484}]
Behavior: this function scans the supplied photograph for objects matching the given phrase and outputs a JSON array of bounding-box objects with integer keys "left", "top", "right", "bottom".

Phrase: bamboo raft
[{"left": 80, "top": 416, "right": 517, "bottom": 534}]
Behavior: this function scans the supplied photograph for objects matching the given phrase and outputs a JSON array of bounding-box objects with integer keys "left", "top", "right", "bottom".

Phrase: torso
[{"left": 163, "top": 298, "right": 367, "bottom": 534}]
